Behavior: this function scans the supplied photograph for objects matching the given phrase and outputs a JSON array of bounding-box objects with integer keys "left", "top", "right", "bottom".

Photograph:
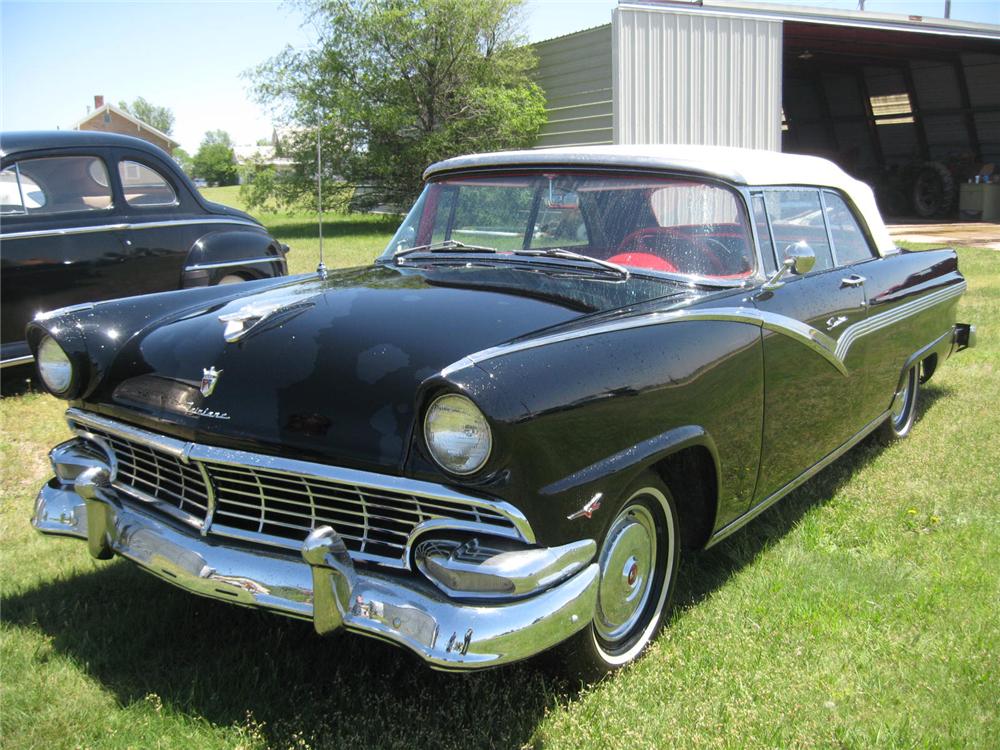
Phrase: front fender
[{"left": 182, "top": 229, "right": 287, "bottom": 286}]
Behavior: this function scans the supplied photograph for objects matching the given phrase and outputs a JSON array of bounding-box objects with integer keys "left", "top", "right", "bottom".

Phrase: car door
[
  {"left": 0, "top": 148, "right": 130, "bottom": 357},
  {"left": 112, "top": 148, "right": 207, "bottom": 293},
  {"left": 749, "top": 188, "right": 869, "bottom": 504}
]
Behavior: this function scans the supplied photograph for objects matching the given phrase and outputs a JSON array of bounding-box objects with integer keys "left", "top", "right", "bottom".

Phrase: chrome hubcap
[{"left": 595, "top": 505, "right": 656, "bottom": 642}]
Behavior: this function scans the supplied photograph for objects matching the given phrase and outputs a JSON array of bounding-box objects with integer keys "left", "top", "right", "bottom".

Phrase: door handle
[{"left": 840, "top": 274, "right": 866, "bottom": 288}]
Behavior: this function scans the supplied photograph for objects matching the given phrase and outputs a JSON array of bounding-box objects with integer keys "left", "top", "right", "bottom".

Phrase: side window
[
  {"left": 751, "top": 194, "right": 776, "bottom": 275},
  {"left": 823, "top": 191, "right": 875, "bottom": 265},
  {"left": 119, "top": 160, "right": 177, "bottom": 206},
  {"left": 1, "top": 156, "right": 111, "bottom": 215},
  {"left": 764, "top": 189, "right": 834, "bottom": 273}
]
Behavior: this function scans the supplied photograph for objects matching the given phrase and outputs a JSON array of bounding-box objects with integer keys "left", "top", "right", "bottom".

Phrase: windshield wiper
[
  {"left": 513, "top": 248, "right": 630, "bottom": 280},
  {"left": 391, "top": 239, "right": 498, "bottom": 261}
]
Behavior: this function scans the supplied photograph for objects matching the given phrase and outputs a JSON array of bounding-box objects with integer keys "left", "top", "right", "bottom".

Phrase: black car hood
[{"left": 97, "top": 264, "right": 692, "bottom": 471}]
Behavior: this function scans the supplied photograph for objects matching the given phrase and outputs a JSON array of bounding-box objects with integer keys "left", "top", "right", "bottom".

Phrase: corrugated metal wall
[
  {"left": 613, "top": 6, "right": 783, "bottom": 149},
  {"left": 533, "top": 26, "right": 614, "bottom": 148}
]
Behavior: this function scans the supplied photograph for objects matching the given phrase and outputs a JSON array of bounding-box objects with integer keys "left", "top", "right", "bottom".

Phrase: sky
[{"left": 2, "top": 0, "right": 998, "bottom": 154}]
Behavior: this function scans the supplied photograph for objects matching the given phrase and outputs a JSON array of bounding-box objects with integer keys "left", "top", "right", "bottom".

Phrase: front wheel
[
  {"left": 878, "top": 364, "right": 920, "bottom": 441},
  {"left": 561, "top": 476, "right": 680, "bottom": 678}
]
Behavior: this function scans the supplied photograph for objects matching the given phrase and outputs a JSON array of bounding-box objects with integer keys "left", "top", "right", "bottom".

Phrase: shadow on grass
[
  {"left": 265, "top": 218, "right": 399, "bottom": 241},
  {"left": 3, "top": 384, "right": 951, "bottom": 749}
]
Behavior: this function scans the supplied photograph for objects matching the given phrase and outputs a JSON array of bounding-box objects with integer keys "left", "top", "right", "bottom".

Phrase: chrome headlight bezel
[
  {"left": 36, "top": 335, "right": 75, "bottom": 395},
  {"left": 423, "top": 393, "right": 493, "bottom": 476}
]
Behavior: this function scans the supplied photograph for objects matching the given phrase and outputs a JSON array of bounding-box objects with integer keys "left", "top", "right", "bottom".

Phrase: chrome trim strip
[
  {"left": 707, "top": 408, "right": 890, "bottom": 547},
  {"left": 456, "top": 306, "right": 848, "bottom": 376},
  {"left": 0, "top": 217, "right": 262, "bottom": 241},
  {"left": 65, "top": 408, "right": 535, "bottom": 550},
  {"left": 184, "top": 257, "right": 284, "bottom": 272},
  {"left": 0, "top": 354, "right": 34, "bottom": 368},
  {"left": 448, "top": 280, "right": 968, "bottom": 378},
  {"left": 834, "top": 281, "right": 966, "bottom": 361}
]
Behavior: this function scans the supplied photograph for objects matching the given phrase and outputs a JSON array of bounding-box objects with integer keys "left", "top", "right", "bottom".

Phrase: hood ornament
[
  {"left": 218, "top": 294, "right": 319, "bottom": 343},
  {"left": 200, "top": 367, "right": 223, "bottom": 397}
]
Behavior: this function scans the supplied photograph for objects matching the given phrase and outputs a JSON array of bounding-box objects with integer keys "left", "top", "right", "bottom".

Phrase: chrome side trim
[
  {"left": 185, "top": 257, "right": 285, "bottom": 272},
  {"left": 1, "top": 354, "right": 34, "bottom": 368},
  {"left": 455, "top": 306, "right": 848, "bottom": 376},
  {"left": 834, "top": 281, "right": 967, "bottom": 361},
  {"left": 706, "top": 408, "right": 889, "bottom": 547},
  {"left": 64, "top": 408, "right": 535, "bottom": 549},
  {"left": 0, "top": 217, "right": 262, "bottom": 241},
  {"left": 447, "top": 280, "right": 968, "bottom": 378}
]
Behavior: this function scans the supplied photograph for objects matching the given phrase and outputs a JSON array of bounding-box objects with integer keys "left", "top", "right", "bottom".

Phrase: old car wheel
[
  {"left": 879, "top": 364, "right": 920, "bottom": 441},
  {"left": 563, "top": 477, "right": 680, "bottom": 677}
]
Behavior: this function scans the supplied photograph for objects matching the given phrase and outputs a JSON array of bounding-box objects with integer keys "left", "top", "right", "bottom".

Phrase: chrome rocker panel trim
[
  {"left": 32, "top": 475, "right": 598, "bottom": 670},
  {"left": 706, "top": 407, "right": 890, "bottom": 547}
]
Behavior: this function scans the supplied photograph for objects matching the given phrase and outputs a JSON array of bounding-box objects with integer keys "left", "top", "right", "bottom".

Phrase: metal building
[{"left": 532, "top": 1, "right": 1000, "bottom": 215}]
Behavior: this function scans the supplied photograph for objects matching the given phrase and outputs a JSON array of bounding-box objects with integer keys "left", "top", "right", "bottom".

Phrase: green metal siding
[{"left": 533, "top": 25, "right": 614, "bottom": 148}]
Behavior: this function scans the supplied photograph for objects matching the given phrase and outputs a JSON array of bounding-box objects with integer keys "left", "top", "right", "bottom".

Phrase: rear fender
[{"left": 182, "top": 229, "right": 287, "bottom": 286}]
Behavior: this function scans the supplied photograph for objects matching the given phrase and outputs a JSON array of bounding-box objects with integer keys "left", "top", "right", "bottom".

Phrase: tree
[
  {"left": 248, "top": 0, "right": 546, "bottom": 210},
  {"left": 172, "top": 147, "right": 194, "bottom": 176},
  {"left": 118, "top": 97, "right": 174, "bottom": 135},
  {"left": 192, "top": 131, "right": 238, "bottom": 186}
]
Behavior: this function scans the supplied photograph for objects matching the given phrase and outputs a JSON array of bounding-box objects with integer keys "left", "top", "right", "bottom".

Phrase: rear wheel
[
  {"left": 561, "top": 476, "right": 680, "bottom": 678},
  {"left": 878, "top": 364, "right": 920, "bottom": 441}
]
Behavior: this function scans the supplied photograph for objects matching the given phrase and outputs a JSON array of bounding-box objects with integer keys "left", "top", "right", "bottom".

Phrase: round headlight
[
  {"left": 424, "top": 394, "right": 493, "bottom": 475},
  {"left": 37, "top": 335, "right": 74, "bottom": 394}
]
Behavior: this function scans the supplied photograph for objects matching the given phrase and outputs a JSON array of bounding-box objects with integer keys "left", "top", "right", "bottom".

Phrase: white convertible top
[{"left": 425, "top": 145, "right": 897, "bottom": 256}]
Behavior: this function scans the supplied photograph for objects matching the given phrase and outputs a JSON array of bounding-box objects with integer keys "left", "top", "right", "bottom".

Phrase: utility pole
[{"left": 944, "top": 1, "right": 951, "bottom": 18}]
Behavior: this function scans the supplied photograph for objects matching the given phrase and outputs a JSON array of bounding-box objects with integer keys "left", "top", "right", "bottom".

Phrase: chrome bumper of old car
[{"left": 32, "top": 444, "right": 599, "bottom": 671}]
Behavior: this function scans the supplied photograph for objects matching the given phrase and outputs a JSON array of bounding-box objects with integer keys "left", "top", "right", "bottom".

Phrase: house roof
[
  {"left": 424, "top": 144, "right": 897, "bottom": 256},
  {"left": 73, "top": 103, "right": 180, "bottom": 149}
]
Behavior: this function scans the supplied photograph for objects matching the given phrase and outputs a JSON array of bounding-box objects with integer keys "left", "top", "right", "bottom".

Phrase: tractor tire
[{"left": 912, "top": 161, "right": 956, "bottom": 218}]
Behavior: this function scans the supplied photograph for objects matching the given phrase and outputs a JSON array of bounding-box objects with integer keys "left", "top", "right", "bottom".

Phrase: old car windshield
[{"left": 380, "top": 172, "right": 756, "bottom": 282}]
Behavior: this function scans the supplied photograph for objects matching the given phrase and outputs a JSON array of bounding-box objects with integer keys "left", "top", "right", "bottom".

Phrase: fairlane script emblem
[
  {"left": 567, "top": 493, "right": 603, "bottom": 521},
  {"left": 200, "top": 367, "right": 223, "bottom": 397}
]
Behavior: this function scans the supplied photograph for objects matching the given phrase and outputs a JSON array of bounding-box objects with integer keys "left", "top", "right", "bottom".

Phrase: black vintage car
[
  {"left": 27, "top": 146, "right": 975, "bottom": 674},
  {"left": 1, "top": 131, "right": 288, "bottom": 374}
]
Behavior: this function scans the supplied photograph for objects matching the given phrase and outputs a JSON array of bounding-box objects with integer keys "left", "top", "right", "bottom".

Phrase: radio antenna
[{"left": 316, "top": 127, "right": 327, "bottom": 279}]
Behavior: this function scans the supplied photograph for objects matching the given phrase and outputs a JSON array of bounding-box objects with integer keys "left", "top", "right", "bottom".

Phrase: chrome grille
[
  {"left": 205, "top": 462, "right": 515, "bottom": 562},
  {"left": 70, "top": 411, "right": 525, "bottom": 567},
  {"left": 82, "top": 425, "right": 210, "bottom": 521}
]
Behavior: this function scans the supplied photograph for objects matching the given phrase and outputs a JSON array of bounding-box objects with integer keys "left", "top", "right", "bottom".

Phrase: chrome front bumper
[{"left": 32, "top": 465, "right": 599, "bottom": 671}]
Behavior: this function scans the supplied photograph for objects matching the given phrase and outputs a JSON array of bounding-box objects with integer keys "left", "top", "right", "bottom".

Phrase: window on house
[{"left": 870, "top": 93, "right": 914, "bottom": 125}]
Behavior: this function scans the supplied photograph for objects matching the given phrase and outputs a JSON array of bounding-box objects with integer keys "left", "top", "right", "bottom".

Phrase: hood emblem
[
  {"left": 200, "top": 367, "right": 223, "bottom": 397},
  {"left": 218, "top": 294, "right": 319, "bottom": 343},
  {"left": 567, "top": 493, "right": 603, "bottom": 521}
]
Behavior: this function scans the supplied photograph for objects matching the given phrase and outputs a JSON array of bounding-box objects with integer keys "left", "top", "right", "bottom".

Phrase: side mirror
[
  {"left": 783, "top": 241, "right": 816, "bottom": 275},
  {"left": 763, "top": 241, "right": 816, "bottom": 290}
]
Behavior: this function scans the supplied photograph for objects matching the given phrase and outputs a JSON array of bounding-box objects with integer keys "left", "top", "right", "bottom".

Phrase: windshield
[{"left": 380, "top": 172, "right": 756, "bottom": 281}]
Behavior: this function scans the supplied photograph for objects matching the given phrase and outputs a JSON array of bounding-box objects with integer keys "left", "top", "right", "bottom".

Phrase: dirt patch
[{"left": 888, "top": 221, "right": 1000, "bottom": 250}]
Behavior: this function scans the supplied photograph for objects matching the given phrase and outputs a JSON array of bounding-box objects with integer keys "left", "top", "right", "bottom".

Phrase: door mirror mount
[{"left": 762, "top": 241, "right": 816, "bottom": 290}]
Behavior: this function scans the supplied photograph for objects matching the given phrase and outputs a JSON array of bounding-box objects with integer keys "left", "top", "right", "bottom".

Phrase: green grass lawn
[
  {"left": 1, "top": 204, "right": 997, "bottom": 748},
  {"left": 200, "top": 185, "right": 400, "bottom": 274}
]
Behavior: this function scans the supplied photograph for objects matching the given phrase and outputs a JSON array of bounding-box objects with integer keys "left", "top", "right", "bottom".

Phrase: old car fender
[
  {"left": 25, "top": 276, "right": 296, "bottom": 400},
  {"left": 182, "top": 229, "right": 288, "bottom": 287}
]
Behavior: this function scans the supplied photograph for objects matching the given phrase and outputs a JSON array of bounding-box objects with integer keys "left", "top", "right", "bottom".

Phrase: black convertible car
[
  {"left": 1, "top": 131, "right": 288, "bottom": 374},
  {"left": 27, "top": 145, "right": 974, "bottom": 674}
]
